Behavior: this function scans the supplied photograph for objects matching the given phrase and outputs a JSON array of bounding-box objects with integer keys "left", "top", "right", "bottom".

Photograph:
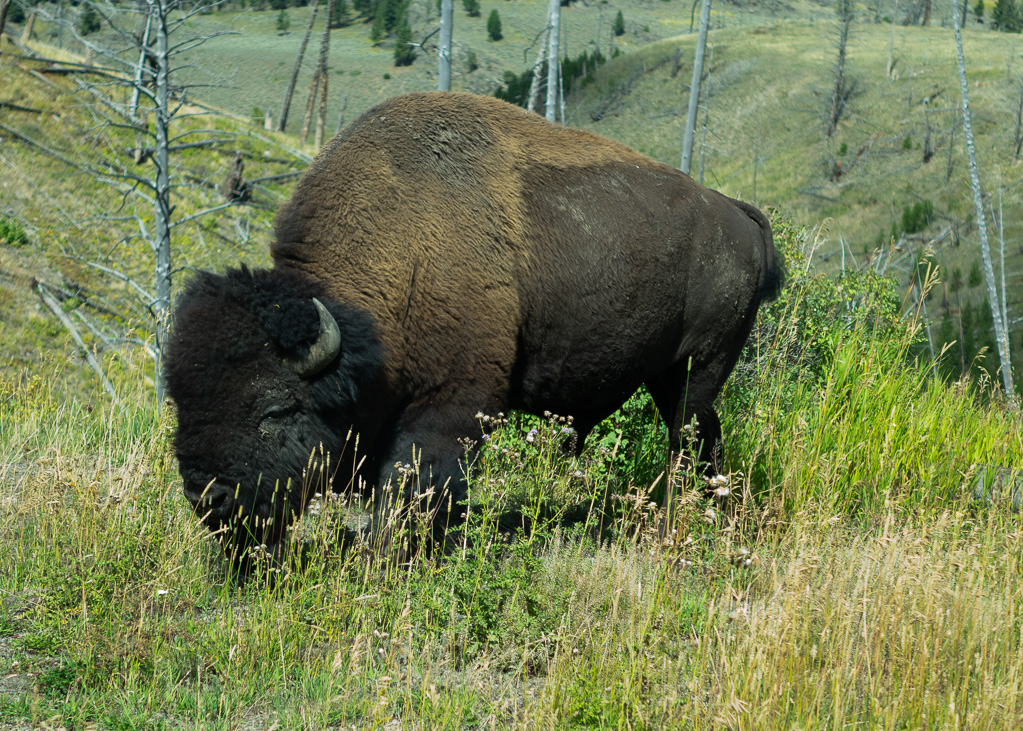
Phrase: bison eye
[{"left": 261, "top": 404, "right": 295, "bottom": 425}]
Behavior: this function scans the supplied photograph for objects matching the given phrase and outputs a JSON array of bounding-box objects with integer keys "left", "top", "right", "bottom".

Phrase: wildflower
[{"left": 526, "top": 428, "right": 538, "bottom": 443}]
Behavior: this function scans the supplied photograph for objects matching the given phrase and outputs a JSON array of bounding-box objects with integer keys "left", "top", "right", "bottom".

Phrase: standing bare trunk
[
  {"left": 301, "top": 65, "right": 321, "bottom": 142},
  {"left": 0, "top": 0, "right": 12, "bottom": 44},
  {"left": 526, "top": 20, "right": 550, "bottom": 114},
  {"left": 313, "top": 0, "right": 334, "bottom": 149},
  {"left": 278, "top": 0, "right": 320, "bottom": 132},
  {"left": 827, "top": 0, "right": 854, "bottom": 138},
  {"left": 681, "top": 0, "right": 710, "bottom": 173},
  {"left": 149, "top": 0, "right": 172, "bottom": 409},
  {"left": 130, "top": 13, "right": 153, "bottom": 122},
  {"left": 954, "top": 5, "right": 1015, "bottom": 399},
  {"left": 886, "top": 0, "right": 899, "bottom": 79},
  {"left": 438, "top": 0, "right": 453, "bottom": 91},
  {"left": 1014, "top": 80, "right": 1023, "bottom": 159},
  {"left": 545, "top": 0, "right": 560, "bottom": 122}
]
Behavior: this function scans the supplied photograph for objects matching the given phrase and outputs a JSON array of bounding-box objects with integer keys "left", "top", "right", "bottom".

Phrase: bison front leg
[{"left": 370, "top": 409, "right": 476, "bottom": 558}]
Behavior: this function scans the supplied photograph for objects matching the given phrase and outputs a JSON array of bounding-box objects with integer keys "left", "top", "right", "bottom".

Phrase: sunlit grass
[{"left": 2, "top": 216, "right": 1022, "bottom": 728}]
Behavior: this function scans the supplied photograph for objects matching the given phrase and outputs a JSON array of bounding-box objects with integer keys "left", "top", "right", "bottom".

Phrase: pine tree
[
  {"left": 975, "top": 0, "right": 984, "bottom": 19},
  {"left": 462, "top": 0, "right": 479, "bottom": 17},
  {"left": 487, "top": 8, "right": 502, "bottom": 40},
  {"left": 330, "top": 0, "right": 352, "bottom": 27},
  {"left": 613, "top": 9, "right": 625, "bottom": 36},
  {"left": 276, "top": 8, "right": 290, "bottom": 32},
  {"left": 994, "top": 0, "right": 1023, "bottom": 30},
  {"left": 393, "top": 17, "right": 415, "bottom": 65},
  {"left": 77, "top": 4, "right": 101, "bottom": 36}
]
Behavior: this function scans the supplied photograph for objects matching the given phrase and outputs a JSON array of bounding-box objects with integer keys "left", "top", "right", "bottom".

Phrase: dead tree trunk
[
  {"left": 681, "top": 0, "right": 711, "bottom": 173},
  {"left": 545, "top": 0, "right": 560, "bottom": 122},
  {"left": 886, "top": 0, "right": 899, "bottom": 79},
  {"left": 313, "top": 0, "right": 334, "bottom": 149},
  {"left": 526, "top": 20, "right": 551, "bottom": 114},
  {"left": 438, "top": 0, "right": 453, "bottom": 91},
  {"left": 300, "top": 64, "right": 321, "bottom": 142},
  {"left": 827, "top": 0, "right": 854, "bottom": 138},
  {"left": 954, "top": 7, "right": 1015, "bottom": 399},
  {"left": 278, "top": 0, "right": 320, "bottom": 133},
  {"left": 0, "top": 0, "right": 12, "bottom": 44},
  {"left": 1014, "top": 80, "right": 1023, "bottom": 159}
]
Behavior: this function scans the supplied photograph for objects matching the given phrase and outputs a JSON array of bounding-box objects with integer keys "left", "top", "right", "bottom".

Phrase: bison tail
[{"left": 737, "top": 200, "right": 785, "bottom": 303}]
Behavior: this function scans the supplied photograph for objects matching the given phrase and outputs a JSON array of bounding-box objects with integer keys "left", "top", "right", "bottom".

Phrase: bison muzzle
[{"left": 165, "top": 91, "right": 783, "bottom": 562}]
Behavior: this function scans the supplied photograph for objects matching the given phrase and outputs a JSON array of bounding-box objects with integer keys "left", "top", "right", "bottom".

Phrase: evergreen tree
[
  {"left": 330, "top": 0, "right": 352, "bottom": 27},
  {"left": 353, "top": 0, "right": 376, "bottom": 19},
  {"left": 276, "top": 8, "right": 290, "bottom": 32},
  {"left": 393, "top": 16, "right": 415, "bottom": 65},
  {"left": 462, "top": 0, "right": 479, "bottom": 17},
  {"left": 487, "top": 8, "right": 501, "bottom": 40},
  {"left": 974, "top": 0, "right": 984, "bottom": 19},
  {"left": 613, "top": 9, "right": 625, "bottom": 36},
  {"left": 994, "top": 0, "right": 1023, "bottom": 30},
  {"left": 77, "top": 4, "right": 101, "bottom": 35},
  {"left": 270, "top": 0, "right": 287, "bottom": 10}
]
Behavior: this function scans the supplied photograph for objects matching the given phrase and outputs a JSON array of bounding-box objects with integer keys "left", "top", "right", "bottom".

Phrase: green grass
[{"left": 2, "top": 215, "right": 1022, "bottom": 728}]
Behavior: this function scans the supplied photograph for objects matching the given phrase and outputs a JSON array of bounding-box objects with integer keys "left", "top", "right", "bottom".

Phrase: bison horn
[{"left": 291, "top": 298, "right": 341, "bottom": 377}]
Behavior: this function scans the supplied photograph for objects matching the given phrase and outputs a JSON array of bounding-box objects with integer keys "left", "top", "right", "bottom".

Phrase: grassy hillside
[{"left": 3, "top": 7, "right": 1023, "bottom": 730}]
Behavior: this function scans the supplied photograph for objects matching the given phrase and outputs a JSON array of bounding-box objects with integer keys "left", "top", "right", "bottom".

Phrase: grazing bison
[{"left": 165, "top": 91, "right": 783, "bottom": 560}]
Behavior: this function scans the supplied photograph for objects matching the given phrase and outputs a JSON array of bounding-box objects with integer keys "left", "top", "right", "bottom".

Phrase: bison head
[{"left": 164, "top": 267, "right": 383, "bottom": 561}]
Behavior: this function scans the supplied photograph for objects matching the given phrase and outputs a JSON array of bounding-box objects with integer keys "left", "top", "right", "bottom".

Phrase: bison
[{"left": 165, "top": 91, "right": 783, "bottom": 561}]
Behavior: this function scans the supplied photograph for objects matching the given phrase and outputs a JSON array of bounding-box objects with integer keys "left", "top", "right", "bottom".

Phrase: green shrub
[
  {"left": 463, "top": 0, "right": 480, "bottom": 17},
  {"left": 393, "top": 18, "right": 415, "bottom": 66},
  {"left": 487, "top": 8, "right": 502, "bottom": 40},
  {"left": 0, "top": 215, "right": 29, "bottom": 247},
  {"left": 275, "top": 8, "right": 290, "bottom": 33},
  {"left": 900, "top": 199, "right": 934, "bottom": 234},
  {"left": 77, "top": 5, "right": 101, "bottom": 36}
]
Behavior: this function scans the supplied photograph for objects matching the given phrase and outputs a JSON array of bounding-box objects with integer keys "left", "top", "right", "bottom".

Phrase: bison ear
[{"left": 289, "top": 299, "right": 341, "bottom": 377}]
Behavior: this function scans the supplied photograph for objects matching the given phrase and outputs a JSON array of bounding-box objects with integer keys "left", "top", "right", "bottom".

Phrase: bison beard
[{"left": 165, "top": 91, "right": 783, "bottom": 566}]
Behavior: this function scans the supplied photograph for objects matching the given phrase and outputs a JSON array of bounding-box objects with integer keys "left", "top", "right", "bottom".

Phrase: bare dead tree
[
  {"left": 438, "top": 0, "right": 453, "bottom": 90},
  {"left": 301, "top": 64, "right": 322, "bottom": 142},
  {"left": 0, "top": 0, "right": 12, "bottom": 44},
  {"left": 278, "top": 0, "right": 320, "bottom": 133},
  {"left": 545, "top": 0, "right": 560, "bottom": 122},
  {"left": 886, "top": 0, "right": 900, "bottom": 80},
  {"left": 28, "top": 0, "right": 247, "bottom": 407},
  {"left": 954, "top": 4, "right": 1015, "bottom": 399},
  {"left": 314, "top": 0, "right": 334, "bottom": 149},
  {"left": 827, "top": 0, "right": 855, "bottom": 138},
  {"left": 526, "top": 20, "right": 551, "bottom": 114},
  {"left": 681, "top": 0, "right": 710, "bottom": 173},
  {"left": 1014, "top": 79, "right": 1023, "bottom": 159}
]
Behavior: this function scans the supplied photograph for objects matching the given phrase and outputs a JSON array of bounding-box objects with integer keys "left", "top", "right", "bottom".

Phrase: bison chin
[{"left": 179, "top": 464, "right": 320, "bottom": 565}]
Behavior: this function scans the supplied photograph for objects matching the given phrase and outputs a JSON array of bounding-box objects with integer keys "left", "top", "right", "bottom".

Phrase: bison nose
[{"left": 183, "top": 479, "right": 237, "bottom": 515}]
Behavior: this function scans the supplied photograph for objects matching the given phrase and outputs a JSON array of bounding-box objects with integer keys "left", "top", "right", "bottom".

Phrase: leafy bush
[
  {"left": 900, "top": 199, "right": 934, "bottom": 234},
  {"left": 0, "top": 215, "right": 29, "bottom": 247}
]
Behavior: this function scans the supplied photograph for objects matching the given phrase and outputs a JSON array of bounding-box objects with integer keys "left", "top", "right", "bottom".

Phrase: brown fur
[{"left": 169, "top": 92, "right": 782, "bottom": 557}]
